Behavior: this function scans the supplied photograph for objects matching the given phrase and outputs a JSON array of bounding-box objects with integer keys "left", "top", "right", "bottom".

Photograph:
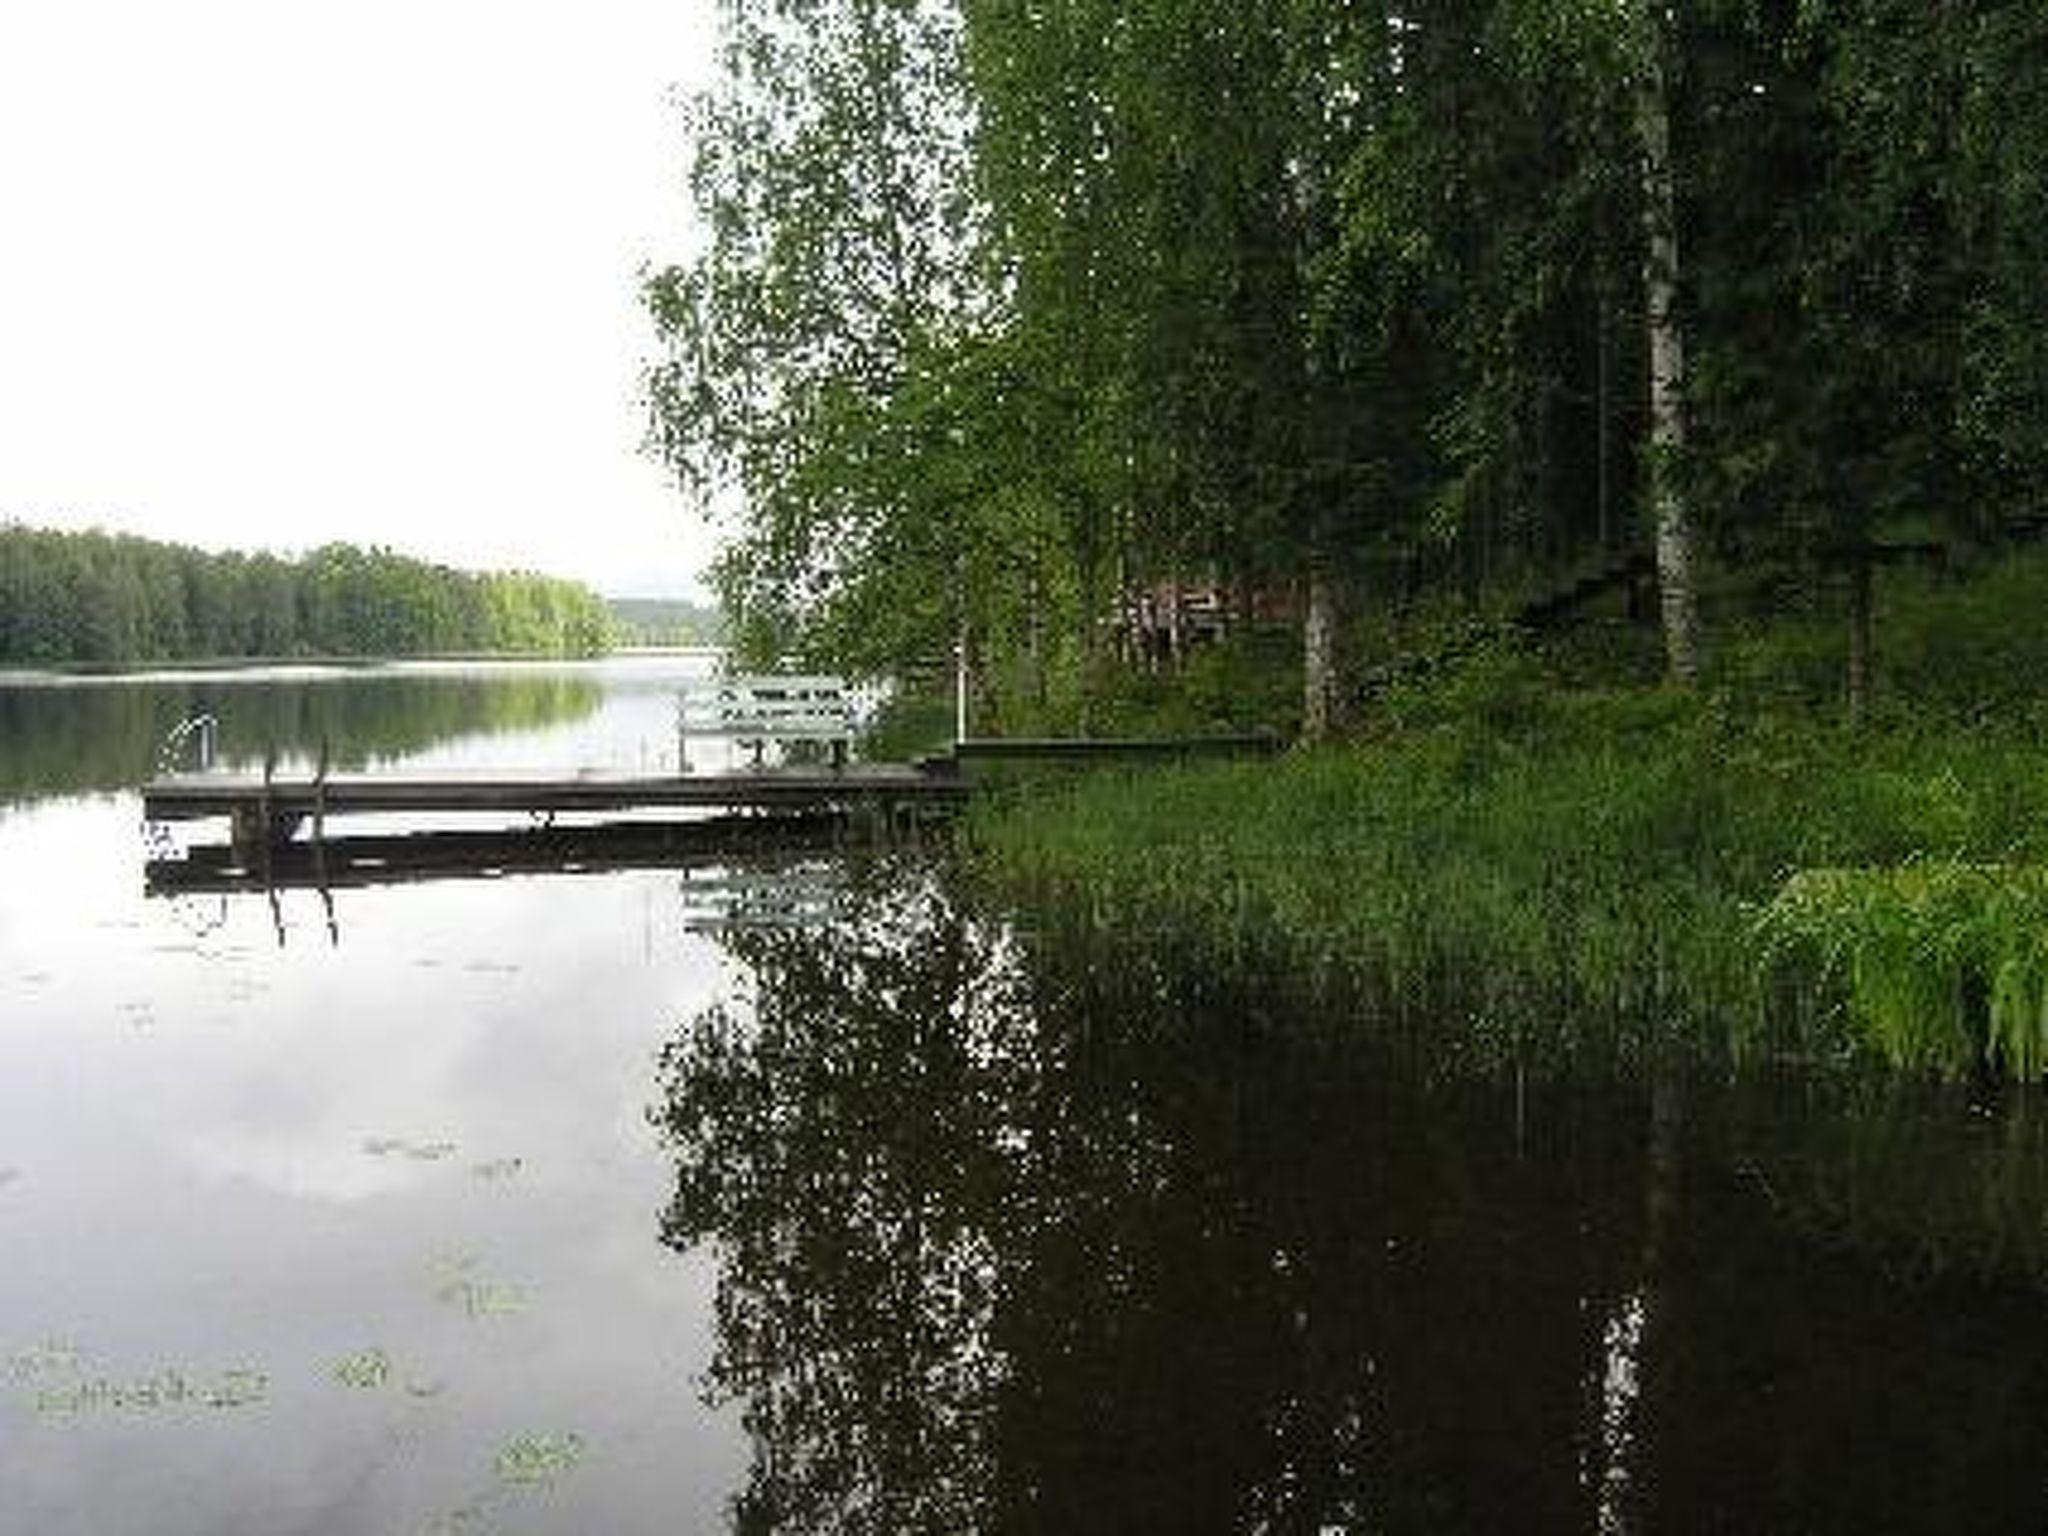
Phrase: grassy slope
[{"left": 968, "top": 551, "right": 2048, "bottom": 1075}]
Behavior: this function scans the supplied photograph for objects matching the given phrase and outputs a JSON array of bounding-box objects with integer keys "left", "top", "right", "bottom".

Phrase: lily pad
[
  {"left": 429, "top": 1254, "right": 528, "bottom": 1319},
  {"left": 496, "top": 1431, "right": 584, "bottom": 1486},
  {"left": 4, "top": 1340, "right": 82, "bottom": 1381},
  {"left": 331, "top": 1347, "right": 392, "bottom": 1390}
]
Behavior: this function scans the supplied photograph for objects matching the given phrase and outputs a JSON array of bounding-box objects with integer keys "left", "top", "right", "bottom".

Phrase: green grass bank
[{"left": 964, "top": 551, "right": 2048, "bottom": 1079}]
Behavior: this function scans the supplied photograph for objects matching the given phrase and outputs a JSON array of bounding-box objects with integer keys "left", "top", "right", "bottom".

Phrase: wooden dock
[
  {"left": 143, "top": 764, "right": 970, "bottom": 847},
  {"left": 140, "top": 731, "right": 1279, "bottom": 861}
]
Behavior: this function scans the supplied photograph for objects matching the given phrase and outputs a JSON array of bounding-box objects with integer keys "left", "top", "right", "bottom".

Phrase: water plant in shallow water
[
  {"left": 31, "top": 1365, "right": 268, "bottom": 1417},
  {"left": 495, "top": 1431, "right": 584, "bottom": 1486},
  {"left": 363, "top": 1136, "right": 460, "bottom": 1161},
  {"left": 3, "top": 1340, "right": 83, "bottom": 1382},
  {"left": 328, "top": 1344, "right": 444, "bottom": 1397},
  {"left": 1762, "top": 862, "right": 2048, "bottom": 1079},
  {"left": 428, "top": 1252, "right": 529, "bottom": 1319},
  {"left": 329, "top": 1347, "right": 392, "bottom": 1390}
]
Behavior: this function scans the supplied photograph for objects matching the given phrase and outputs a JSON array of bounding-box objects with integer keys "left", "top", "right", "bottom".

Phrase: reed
[{"left": 1761, "top": 863, "right": 2048, "bottom": 1078}]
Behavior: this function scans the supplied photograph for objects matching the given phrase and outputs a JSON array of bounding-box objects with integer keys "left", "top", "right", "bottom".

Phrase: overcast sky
[{"left": 0, "top": 0, "right": 719, "bottom": 598}]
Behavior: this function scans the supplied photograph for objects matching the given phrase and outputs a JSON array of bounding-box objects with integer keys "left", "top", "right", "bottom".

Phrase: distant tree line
[
  {"left": 606, "top": 596, "right": 728, "bottom": 648},
  {"left": 0, "top": 524, "right": 613, "bottom": 664},
  {"left": 648, "top": 0, "right": 2048, "bottom": 732}
]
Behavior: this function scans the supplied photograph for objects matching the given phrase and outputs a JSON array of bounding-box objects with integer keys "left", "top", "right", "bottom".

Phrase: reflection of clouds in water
[
  {"left": 1, "top": 891, "right": 739, "bottom": 1527},
  {"left": 0, "top": 665, "right": 749, "bottom": 1533}
]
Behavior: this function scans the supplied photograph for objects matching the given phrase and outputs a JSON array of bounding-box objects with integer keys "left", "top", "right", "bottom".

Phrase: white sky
[{"left": 0, "top": 0, "right": 719, "bottom": 599}]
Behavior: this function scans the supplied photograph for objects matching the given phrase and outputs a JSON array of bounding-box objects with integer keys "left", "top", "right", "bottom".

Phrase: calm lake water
[{"left": 4, "top": 658, "right": 2048, "bottom": 1534}]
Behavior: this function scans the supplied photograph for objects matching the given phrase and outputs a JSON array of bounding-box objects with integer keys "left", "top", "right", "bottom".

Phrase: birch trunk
[
  {"left": 1597, "top": 291, "right": 1615, "bottom": 551},
  {"left": 1303, "top": 562, "right": 1337, "bottom": 744},
  {"left": 1847, "top": 555, "right": 1873, "bottom": 728},
  {"left": 1633, "top": 2, "right": 1701, "bottom": 685}
]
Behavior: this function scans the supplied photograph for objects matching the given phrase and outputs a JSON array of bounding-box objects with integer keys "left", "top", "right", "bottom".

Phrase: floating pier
[{"left": 143, "top": 764, "right": 970, "bottom": 849}]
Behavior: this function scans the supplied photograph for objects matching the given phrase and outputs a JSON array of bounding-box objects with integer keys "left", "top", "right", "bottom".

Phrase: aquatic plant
[
  {"left": 1762, "top": 863, "right": 2048, "bottom": 1079},
  {"left": 31, "top": 1365, "right": 267, "bottom": 1417},
  {"left": 3, "top": 1340, "right": 83, "bottom": 1382},
  {"left": 429, "top": 1253, "right": 529, "bottom": 1319},
  {"left": 330, "top": 1347, "right": 392, "bottom": 1390},
  {"left": 363, "top": 1136, "right": 460, "bottom": 1161},
  {"left": 495, "top": 1431, "right": 584, "bottom": 1486}
]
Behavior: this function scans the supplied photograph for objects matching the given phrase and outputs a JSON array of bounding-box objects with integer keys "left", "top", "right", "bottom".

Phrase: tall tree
[
  {"left": 1628, "top": 0, "right": 1700, "bottom": 683},
  {"left": 645, "top": 0, "right": 984, "bottom": 672}
]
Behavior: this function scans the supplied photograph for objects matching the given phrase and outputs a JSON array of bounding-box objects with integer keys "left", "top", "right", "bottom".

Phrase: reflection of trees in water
[
  {"left": 658, "top": 864, "right": 2048, "bottom": 1533},
  {"left": 1633, "top": 1084, "right": 2048, "bottom": 1534},
  {"left": 0, "top": 673, "right": 602, "bottom": 803},
  {"left": 1716, "top": 1079, "right": 2048, "bottom": 1284},
  {"left": 656, "top": 866, "right": 1643, "bottom": 1531},
  {"left": 658, "top": 864, "right": 1022, "bottom": 1531}
]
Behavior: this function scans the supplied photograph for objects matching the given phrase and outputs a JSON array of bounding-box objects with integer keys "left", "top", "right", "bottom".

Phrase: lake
[{"left": 4, "top": 658, "right": 2047, "bottom": 1534}]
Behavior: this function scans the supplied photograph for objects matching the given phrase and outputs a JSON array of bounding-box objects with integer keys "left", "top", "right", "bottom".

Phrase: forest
[
  {"left": 0, "top": 524, "right": 613, "bottom": 665},
  {"left": 607, "top": 596, "right": 729, "bottom": 648},
  {"left": 647, "top": 0, "right": 2047, "bottom": 732}
]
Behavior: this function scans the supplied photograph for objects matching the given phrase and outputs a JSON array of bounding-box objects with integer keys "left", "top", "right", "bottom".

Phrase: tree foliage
[
  {"left": 649, "top": 0, "right": 2048, "bottom": 721},
  {"left": 645, "top": 0, "right": 984, "bottom": 668}
]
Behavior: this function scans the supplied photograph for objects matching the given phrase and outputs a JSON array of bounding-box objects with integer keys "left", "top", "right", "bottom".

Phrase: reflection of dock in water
[
  {"left": 144, "top": 816, "right": 846, "bottom": 897},
  {"left": 144, "top": 815, "right": 863, "bottom": 945},
  {"left": 678, "top": 859, "right": 844, "bottom": 933}
]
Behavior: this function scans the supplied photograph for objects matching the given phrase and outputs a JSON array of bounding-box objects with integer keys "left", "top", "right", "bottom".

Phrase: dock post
[
  {"left": 312, "top": 738, "right": 338, "bottom": 944},
  {"left": 312, "top": 738, "right": 329, "bottom": 847},
  {"left": 229, "top": 746, "right": 303, "bottom": 854},
  {"left": 258, "top": 748, "right": 284, "bottom": 945},
  {"left": 229, "top": 802, "right": 262, "bottom": 854}
]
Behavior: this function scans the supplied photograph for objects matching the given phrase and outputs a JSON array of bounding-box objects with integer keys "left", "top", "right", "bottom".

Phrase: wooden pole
[{"left": 313, "top": 738, "right": 337, "bottom": 944}]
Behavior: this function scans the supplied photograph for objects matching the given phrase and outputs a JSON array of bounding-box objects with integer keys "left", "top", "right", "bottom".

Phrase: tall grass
[{"left": 1762, "top": 863, "right": 2048, "bottom": 1078}]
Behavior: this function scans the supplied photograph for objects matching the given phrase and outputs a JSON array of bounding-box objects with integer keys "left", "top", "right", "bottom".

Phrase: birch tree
[
  {"left": 1624, "top": 0, "right": 1700, "bottom": 684},
  {"left": 644, "top": 0, "right": 984, "bottom": 666}
]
